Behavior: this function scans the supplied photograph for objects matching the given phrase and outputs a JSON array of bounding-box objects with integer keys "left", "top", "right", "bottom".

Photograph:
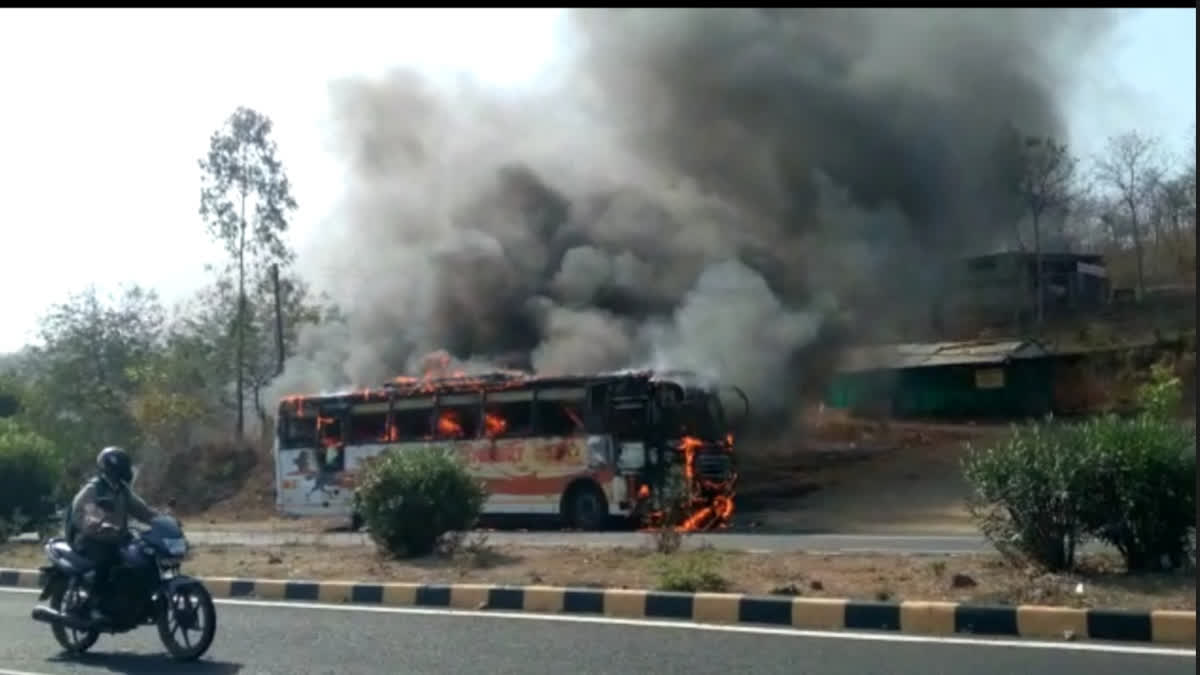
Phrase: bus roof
[{"left": 277, "top": 369, "right": 713, "bottom": 410}]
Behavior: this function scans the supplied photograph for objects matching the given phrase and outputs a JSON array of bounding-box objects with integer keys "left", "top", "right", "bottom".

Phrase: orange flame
[
  {"left": 484, "top": 411, "right": 507, "bottom": 438},
  {"left": 437, "top": 410, "right": 465, "bottom": 438},
  {"left": 638, "top": 435, "right": 737, "bottom": 533},
  {"left": 316, "top": 415, "right": 340, "bottom": 447}
]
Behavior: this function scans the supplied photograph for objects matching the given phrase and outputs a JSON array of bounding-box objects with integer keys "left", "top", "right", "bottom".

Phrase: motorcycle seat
[{"left": 47, "top": 540, "right": 95, "bottom": 573}]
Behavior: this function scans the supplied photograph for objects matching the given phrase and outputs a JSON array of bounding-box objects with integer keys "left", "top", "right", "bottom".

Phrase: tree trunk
[
  {"left": 1129, "top": 201, "right": 1146, "bottom": 301},
  {"left": 1033, "top": 210, "right": 1044, "bottom": 329},
  {"left": 236, "top": 190, "right": 247, "bottom": 438},
  {"left": 271, "top": 263, "right": 285, "bottom": 377}
]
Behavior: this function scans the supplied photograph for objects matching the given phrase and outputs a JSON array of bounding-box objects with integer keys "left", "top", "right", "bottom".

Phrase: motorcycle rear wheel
[
  {"left": 156, "top": 582, "right": 217, "bottom": 662},
  {"left": 49, "top": 578, "right": 100, "bottom": 655}
]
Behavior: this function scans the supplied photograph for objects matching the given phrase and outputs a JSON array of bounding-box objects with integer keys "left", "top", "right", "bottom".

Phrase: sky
[{"left": 0, "top": 8, "right": 1194, "bottom": 354}]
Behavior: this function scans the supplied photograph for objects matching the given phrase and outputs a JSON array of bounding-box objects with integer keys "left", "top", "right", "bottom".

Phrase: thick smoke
[{"left": 272, "top": 9, "right": 1114, "bottom": 414}]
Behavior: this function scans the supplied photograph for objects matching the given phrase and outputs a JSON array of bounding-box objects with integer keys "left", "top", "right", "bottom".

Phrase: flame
[
  {"left": 484, "top": 411, "right": 507, "bottom": 438},
  {"left": 316, "top": 415, "right": 340, "bottom": 447},
  {"left": 279, "top": 362, "right": 737, "bottom": 532},
  {"left": 437, "top": 410, "right": 465, "bottom": 438},
  {"left": 639, "top": 435, "right": 737, "bottom": 534}
]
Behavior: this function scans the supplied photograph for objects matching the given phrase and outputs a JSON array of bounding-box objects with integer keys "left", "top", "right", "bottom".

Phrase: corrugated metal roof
[{"left": 837, "top": 339, "right": 1049, "bottom": 373}]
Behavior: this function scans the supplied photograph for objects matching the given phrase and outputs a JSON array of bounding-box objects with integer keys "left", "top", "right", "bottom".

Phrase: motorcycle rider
[{"left": 66, "top": 446, "right": 160, "bottom": 622}]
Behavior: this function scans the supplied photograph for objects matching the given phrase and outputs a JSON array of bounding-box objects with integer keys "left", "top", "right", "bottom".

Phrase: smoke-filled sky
[
  {"left": 269, "top": 8, "right": 1129, "bottom": 408},
  {"left": 1, "top": 9, "right": 1195, "bottom": 409}
]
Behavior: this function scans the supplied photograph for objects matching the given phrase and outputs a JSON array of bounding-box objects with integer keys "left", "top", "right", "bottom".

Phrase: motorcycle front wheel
[
  {"left": 49, "top": 578, "right": 100, "bottom": 655},
  {"left": 156, "top": 582, "right": 217, "bottom": 662}
]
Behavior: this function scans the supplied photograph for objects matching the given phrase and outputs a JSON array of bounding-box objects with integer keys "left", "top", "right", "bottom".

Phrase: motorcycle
[{"left": 30, "top": 514, "right": 217, "bottom": 662}]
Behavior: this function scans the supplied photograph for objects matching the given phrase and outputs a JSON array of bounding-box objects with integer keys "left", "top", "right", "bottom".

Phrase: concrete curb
[{"left": 2, "top": 568, "right": 1193, "bottom": 646}]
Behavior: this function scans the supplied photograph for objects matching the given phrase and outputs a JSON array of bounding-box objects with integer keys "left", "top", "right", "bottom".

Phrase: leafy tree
[
  {"left": 21, "top": 285, "right": 165, "bottom": 481},
  {"left": 173, "top": 265, "right": 322, "bottom": 436},
  {"left": 0, "top": 418, "right": 62, "bottom": 538},
  {"left": 198, "top": 107, "right": 298, "bottom": 437},
  {"left": 127, "top": 340, "right": 216, "bottom": 456}
]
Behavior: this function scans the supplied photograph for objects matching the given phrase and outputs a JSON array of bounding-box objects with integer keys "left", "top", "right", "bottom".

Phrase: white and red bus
[{"left": 273, "top": 370, "right": 747, "bottom": 531}]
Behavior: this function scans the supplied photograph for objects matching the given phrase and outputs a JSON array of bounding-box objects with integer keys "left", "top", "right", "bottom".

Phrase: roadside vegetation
[
  {"left": 963, "top": 362, "right": 1196, "bottom": 573},
  {"left": 353, "top": 445, "right": 488, "bottom": 558}
]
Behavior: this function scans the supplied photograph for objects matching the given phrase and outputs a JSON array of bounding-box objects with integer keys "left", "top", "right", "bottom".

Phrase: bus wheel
[
  {"left": 563, "top": 483, "right": 608, "bottom": 531},
  {"left": 350, "top": 512, "right": 364, "bottom": 532}
]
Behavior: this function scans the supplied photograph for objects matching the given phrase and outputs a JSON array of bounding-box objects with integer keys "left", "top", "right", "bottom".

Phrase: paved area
[{"left": 0, "top": 590, "right": 1191, "bottom": 675}]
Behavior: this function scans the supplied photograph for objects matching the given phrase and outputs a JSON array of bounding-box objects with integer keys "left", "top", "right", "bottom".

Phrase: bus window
[
  {"left": 534, "top": 388, "right": 586, "bottom": 436},
  {"left": 609, "top": 404, "right": 646, "bottom": 441},
  {"left": 320, "top": 441, "right": 346, "bottom": 472},
  {"left": 316, "top": 415, "right": 343, "bottom": 447},
  {"left": 278, "top": 414, "right": 317, "bottom": 449},
  {"left": 483, "top": 391, "right": 533, "bottom": 438},
  {"left": 348, "top": 402, "right": 389, "bottom": 444},
  {"left": 436, "top": 393, "right": 481, "bottom": 440},
  {"left": 391, "top": 397, "right": 434, "bottom": 441}
]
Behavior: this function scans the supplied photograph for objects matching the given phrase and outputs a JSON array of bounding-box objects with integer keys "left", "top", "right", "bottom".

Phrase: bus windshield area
[{"left": 666, "top": 396, "right": 726, "bottom": 442}]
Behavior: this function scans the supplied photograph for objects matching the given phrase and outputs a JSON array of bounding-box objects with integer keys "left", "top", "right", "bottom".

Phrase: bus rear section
[{"left": 274, "top": 395, "right": 379, "bottom": 520}]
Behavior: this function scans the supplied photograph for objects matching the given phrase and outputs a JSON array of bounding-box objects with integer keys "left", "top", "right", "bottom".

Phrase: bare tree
[
  {"left": 1093, "top": 131, "right": 1164, "bottom": 300},
  {"left": 1017, "top": 136, "right": 1077, "bottom": 326}
]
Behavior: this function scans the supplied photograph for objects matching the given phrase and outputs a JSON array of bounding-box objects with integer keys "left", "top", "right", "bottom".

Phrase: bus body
[{"left": 274, "top": 370, "right": 746, "bottom": 531}]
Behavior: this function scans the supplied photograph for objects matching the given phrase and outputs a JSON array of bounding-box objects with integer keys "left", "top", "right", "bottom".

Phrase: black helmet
[{"left": 97, "top": 446, "right": 133, "bottom": 488}]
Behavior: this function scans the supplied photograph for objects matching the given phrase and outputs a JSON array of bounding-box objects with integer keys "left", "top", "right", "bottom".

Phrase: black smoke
[{"left": 272, "top": 8, "right": 1116, "bottom": 415}]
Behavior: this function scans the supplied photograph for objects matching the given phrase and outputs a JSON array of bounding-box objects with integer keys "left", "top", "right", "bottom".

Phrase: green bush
[
  {"left": 0, "top": 419, "right": 63, "bottom": 538},
  {"left": 962, "top": 420, "right": 1094, "bottom": 571},
  {"left": 353, "top": 446, "right": 487, "bottom": 558},
  {"left": 1077, "top": 368, "right": 1196, "bottom": 572},
  {"left": 963, "top": 362, "right": 1196, "bottom": 573},
  {"left": 653, "top": 550, "right": 730, "bottom": 592}
]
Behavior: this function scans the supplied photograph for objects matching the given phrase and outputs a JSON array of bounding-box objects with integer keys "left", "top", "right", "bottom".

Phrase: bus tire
[
  {"left": 350, "top": 512, "right": 364, "bottom": 532},
  {"left": 562, "top": 482, "right": 608, "bottom": 531}
]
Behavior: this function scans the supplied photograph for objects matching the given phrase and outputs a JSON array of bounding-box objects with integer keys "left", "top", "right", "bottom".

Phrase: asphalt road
[{"left": 0, "top": 590, "right": 1191, "bottom": 675}]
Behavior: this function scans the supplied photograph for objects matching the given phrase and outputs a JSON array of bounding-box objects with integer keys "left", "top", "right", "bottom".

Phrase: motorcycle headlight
[{"left": 162, "top": 537, "right": 189, "bottom": 557}]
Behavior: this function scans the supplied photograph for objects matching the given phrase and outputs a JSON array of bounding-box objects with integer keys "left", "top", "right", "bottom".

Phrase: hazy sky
[{"left": 0, "top": 8, "right": 1194, "bottom": 353}]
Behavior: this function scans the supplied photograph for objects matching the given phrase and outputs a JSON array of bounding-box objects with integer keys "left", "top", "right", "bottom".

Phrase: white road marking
[{"left": 1, "top": 586, "right": 1193, "bottom": 658}]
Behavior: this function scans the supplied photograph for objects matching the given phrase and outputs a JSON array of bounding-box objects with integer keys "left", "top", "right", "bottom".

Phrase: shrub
[
  {"left": 1077, "top": 367, "right": 1196, "bottom": 572},
  {"left": 353, "top": 446, "right": 487, "bottom": 558},
  {"left": 653, "top": 550, "right": 730, "bottom": 592},
  {"left": 963, "top": 362, "right": 1196, "bottom": 573},
  {"left": 962, "top": 421, "right": 1094, "bottom": 571},
  {"left": 0, "top": 419, "right": 63, "bottom": 537}
]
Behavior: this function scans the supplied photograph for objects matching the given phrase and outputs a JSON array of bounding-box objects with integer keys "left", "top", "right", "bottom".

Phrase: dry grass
[{"left": 2, "top": 541, "right": 1191, "bottom": 612}]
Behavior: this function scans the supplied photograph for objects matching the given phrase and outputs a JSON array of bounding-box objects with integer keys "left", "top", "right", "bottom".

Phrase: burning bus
[{"left": 274, "top": 369, "right": 747, "bottom": 531}]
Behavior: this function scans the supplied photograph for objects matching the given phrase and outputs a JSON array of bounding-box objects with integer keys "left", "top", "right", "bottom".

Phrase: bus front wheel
[{"left": 563, "top": 483, "right": 608, "bottom": 531}]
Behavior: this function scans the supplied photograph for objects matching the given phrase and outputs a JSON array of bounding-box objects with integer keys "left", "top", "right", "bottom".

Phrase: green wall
[{"left": 826, "top": 359, "right": 1055, "bottom": 419}]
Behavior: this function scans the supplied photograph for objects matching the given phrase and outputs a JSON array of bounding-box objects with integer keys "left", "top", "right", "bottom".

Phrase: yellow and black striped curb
[{"left": 2, "top": 568, "right": 1193, "bottom": 646}]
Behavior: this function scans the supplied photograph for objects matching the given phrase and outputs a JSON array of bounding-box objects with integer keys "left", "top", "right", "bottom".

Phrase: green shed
[{"left": 825, "top": 340, "right": 1056, "bottom": 420}]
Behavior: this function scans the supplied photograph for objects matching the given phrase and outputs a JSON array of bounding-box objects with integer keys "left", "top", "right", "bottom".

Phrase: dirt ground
[
  {"left": 1, "top": 540, "right": 1190, "bottom": 612},
  {"left": 734, "top": 413, "right": 1004, "bottom": 534}
]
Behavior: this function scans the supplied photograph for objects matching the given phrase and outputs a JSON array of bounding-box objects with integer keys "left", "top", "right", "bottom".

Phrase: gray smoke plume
[{"left": 271, "top": 8, "right": 1115, "bottom": 415}]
